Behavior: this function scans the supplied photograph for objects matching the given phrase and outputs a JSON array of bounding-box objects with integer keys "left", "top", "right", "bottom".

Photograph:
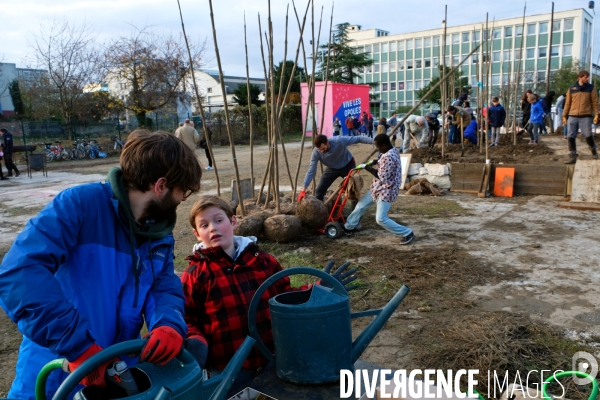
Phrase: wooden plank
[
  {"left": 558, "top": 201, "right": 600, "bottom": 211},
  {"left": 478, "top": 164, "right": 491, "bottom": 198}
]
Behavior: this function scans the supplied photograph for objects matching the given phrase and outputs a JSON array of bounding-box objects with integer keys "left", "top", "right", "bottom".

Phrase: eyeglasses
[{"left": 183, "top": 189, "right": 194, "bottom": 199}]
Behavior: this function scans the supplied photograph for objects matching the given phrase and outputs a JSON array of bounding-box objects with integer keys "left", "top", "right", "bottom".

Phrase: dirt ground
[{"left": 1, "top": 132, "right": 600, "bottom": 398}]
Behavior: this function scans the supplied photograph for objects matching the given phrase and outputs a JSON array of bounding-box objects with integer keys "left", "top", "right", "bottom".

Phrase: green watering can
[
  {"left": 2, "top": 337, "right": 255, "bottom": 400},
  {"left": 247, "top": 267, "right": 410, "bottom": 385}
]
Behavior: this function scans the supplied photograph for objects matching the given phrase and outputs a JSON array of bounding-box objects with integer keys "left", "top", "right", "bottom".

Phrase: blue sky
[{"left": 2, "top": 0, "right": 598, "bottom": 77}]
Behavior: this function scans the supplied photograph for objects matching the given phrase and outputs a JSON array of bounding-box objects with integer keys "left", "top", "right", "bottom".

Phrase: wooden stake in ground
[
  {"left": 208, "top": 0, "right": 245, "bottom": 216},
  {"left": 512, "top": 4, "right": 527, "bottom": 145},
  {"left": 318, "top": 4, "right": 334, "bottom": 136},
  {"left": 176, "top": 0, "right": 221, "bottom": 195},
  {"left": 441, "top": 6, "right": 447, "bottom": 158},
  {"left": 546, "top": 2, "right": 555, "bottom": 134},
  {"left": 485, "top": 18, "right": 495, "bottom": 161},
  {"left": 243, "top": 13, "right": 255, "bottom": 189}
]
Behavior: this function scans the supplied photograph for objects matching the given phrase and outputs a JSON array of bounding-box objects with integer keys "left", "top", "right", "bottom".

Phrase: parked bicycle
[
  {"left": 112, "top": 136, "right": 126, "bottom": 153},
  {"left": 41, "top": 141, "right": 70, "bottom": 162}
]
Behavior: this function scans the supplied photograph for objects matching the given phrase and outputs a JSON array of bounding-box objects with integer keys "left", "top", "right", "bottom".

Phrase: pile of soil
[{"left": 409, "top": 133, "right": 555, "bottom": 165}]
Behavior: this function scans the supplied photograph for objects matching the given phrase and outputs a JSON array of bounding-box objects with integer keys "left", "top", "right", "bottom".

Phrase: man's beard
[{"left": 141, "top": 191, "right": 179, "bottom": 226}]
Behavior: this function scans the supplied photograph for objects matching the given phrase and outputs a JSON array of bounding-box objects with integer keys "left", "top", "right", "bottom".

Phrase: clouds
[{"left": 2, "top": 0, "right": 597, "bottom": 77}]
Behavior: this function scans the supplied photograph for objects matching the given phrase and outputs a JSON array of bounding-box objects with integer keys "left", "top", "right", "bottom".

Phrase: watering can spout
[
  {"left": 209, "top": 336, "right": 256, "bottom": 400},
  {"left": 351, "top": 285, "right": 410, "bottom": 363}
]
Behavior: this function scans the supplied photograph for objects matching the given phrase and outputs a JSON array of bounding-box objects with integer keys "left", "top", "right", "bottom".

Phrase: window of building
[
  {"left": 398, "top": 60, "right": 404, "bottom": 70},
  {"left": 537, "top": 71, "right": 546, "bottom": 82},
  {"left": 492, "top": 74, "right": 500, "bottom": 85},
  {"left": 433, "top": 36, "right": 440, "bottom": 46},
  {"left": 416, "top": 60, "right": 422, "bottom": 69},
  {"left": 563, "top": 44, "right": 572, "bottom": 56},
  {"left": 514, "top": 49, "right": 522, "bottom": 60},
  {"left": 366, "top": 65, "right": 373, "bottom": 73},
  {"left": 526, "top": 48, "right": 535, "bottom": 59},
  {"left": 505, "top": 27, "right": 513, "bottom": 38},
  {"left": 503, "top": 50, "right": 511, "bottom": 61},
  {"left": 527, "top": 24, "right": 536, "bottom": 35},
  {"left": 390, "top": 61, "right": 397, "bottom": 71},
  {"left": 538, "top": 47, "right": 547, "bottom": 58},
  {"left": 433, "top": 58, "right": 439, "bottom": 67},
  {"left": 470, "top": 76, "right": 478, "bottom": 86},
  {"left": 444, "top": 55, "right": 450, "bottom": 65},
  {"left": 425, "top": 59, "right": 431, "bottom": 67},
  {"left": 382, "top": 62, "right": 389, "bottom": 73},
  {"left": 525, "top": 72, "right": 534, "bottom": 83},
  {"left": 492, "top": 51, "right": 501, "bottom": 62},
  {"left": 415, "top": 38, "right": 422, "bottom": 48},
  {"left": 415, "top": 81, "right": 423, "bottom": 90},
  {"left": 424, "top": 37, "right": 431, "bottom": 47},
  {"left": 407, "top": 40, "right": 414, "bottom": 50},
  {"left": 407, "top": 81, "right": 414, "bottom": 90},
  {"left": 391, "top": 82, "right": 396, "bottom": 91},
  {"left": 551, "top": 45, "right": 559, "bottom": 57},
  {"left": 492, "top": 28, "right": 501, "bottom": 39},
  {"left": 398, "top": 82, "right": 405, "bottom": 90},
  {"left": 483, "top": 54, "right": 490, "bottom": 62},
  {"left": 374, "top": 44, "right": 380, "bottom": 53},
  {"left": 398, "top": 41, "right": 405, "bottom": 51},
  {"left": 483, "top": 29, "right": 490, "bottom": 40},
  {"left": 516, "top": 25, "right": 523, "bottom": 36},
  {"left": 382, "top": 83, "right": 388, "bottom": 91},
  {"left": 474, "top": 31, "right": 481, "bottom": 41},
  {"left": 407, "top": 60, "right": 413, "bottom": 69},
  {"left": 462, "top": 32, "right": 470, "bottom": 43},
  {"left": 357, "top": 46, "right": 365, "bottom": 54},
  {"left": 374, "top": 64, "right": 380, "bottom": 72},
  {"left": 564, "top": 19, "right": 574, "bottom": 31},
  {"left": 452, "top": 33, "right": 459, "bottom": 44},
  {"left": 452, "top": 55, "right": 459, "bottom": 65},
  {"left": 390, "top": 41, "right": 396, "bottom": 52},
  {"left": 502, "top": 74, "right": 509, "bottom": 85},
  {"left": 424, "top": 80, "right": 430, "bottom": 86},
  {"left": 365, "top": 44, "right": 372, "bottom": 53},
  {"left": 472, "top": 54, "right": 479, "bottom": 63},
  {"left": 552, "top": 21, "right": 561, "bottom": 32},
  {"left": 539, "top": 22, "right": 548, "bottom": 34},
  {"left": 207, "top": 87, "right": 212, "bottom": 93}
]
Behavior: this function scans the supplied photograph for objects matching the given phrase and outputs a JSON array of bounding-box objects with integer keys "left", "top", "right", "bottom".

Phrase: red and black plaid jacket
[{"left": 181, "top": 242, "right": 292, "bottom": 371}]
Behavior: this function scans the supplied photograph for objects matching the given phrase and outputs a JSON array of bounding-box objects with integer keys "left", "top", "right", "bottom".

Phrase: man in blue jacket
[
  {"left": 487, "top": 97, "right": 506, "bottom": 147},
  {"left": 0, "top": 129, "right": 202, "bottom": 399},
  {"left": 298, "top": 134, "right": 373, "bottom": 201}
]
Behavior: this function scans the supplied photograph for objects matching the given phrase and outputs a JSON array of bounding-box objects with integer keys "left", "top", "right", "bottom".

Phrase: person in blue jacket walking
[
  {"left": 528, "top": 94, "right": 545, "bottom": 145},
  {"left": 0, "top": 129, "right": 202, "bottom": 399},
  {"left": 487, "top": 97, "right": 506, "bottom": 147}
]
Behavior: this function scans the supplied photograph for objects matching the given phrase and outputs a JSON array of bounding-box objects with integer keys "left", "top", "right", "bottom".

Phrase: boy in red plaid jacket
[{"left": 181, "top": 196, "right": 357, "bottom": 392}]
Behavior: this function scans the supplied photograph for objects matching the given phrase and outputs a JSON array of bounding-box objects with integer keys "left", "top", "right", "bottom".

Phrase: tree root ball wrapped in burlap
[
  {"left": 263, "top": 215, "right": 302, "bottom": 243},
  {"left": 234, "top": 214, "right": 265, "bottom": 237},
  {"left": 295, "top": 196, "right": 329, "bottom": 229}
]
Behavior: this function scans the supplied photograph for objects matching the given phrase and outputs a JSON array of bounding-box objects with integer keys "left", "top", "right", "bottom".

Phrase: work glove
[
  {"left": 140, "top": 326, "right": 184, "bottom": 366},
  {"left": 67, "top": 343, "right": 116, "bottom": 388},
  {"left": 594, "top": 115, "right": 599, "bottom": 125},
  {"left": 562, "top": 117, "right": 568, "bottom": 126},
  {"left": 297, "top": 189, "right": 306, "bottom": 202},
  {"left": 367, "top": 159, "right": 378, "bottom": 166},
  {"left": 184, "top": 336, "right": 209, "bottom": 369},
  {"left": 320, "top": 261, "right": 358, "bottom": 292}
]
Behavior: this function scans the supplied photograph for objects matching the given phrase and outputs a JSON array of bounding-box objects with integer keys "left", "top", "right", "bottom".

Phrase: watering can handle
[
  {"left": 247, "top": 267, "right": 348, "bottom": 362},
  {"left": 52, "top": 339, "right": 196, "bottom": 400}
]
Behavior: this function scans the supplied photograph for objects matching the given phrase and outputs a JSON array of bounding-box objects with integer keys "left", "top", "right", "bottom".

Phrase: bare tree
[
  {"left": 103, "top": 26, "right": 205, "bottom": 128},
  {"left": 32, "top": 18, "right": 100, "bottom": 136}
]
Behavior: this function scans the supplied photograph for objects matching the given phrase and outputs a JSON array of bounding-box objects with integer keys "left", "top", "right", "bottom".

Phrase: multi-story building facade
[
  {"left": 347, "top": 8, "right": 594, "bottom": 117},
  {"left": 0, "top": 63, "right": 47, "bottom": 116}
]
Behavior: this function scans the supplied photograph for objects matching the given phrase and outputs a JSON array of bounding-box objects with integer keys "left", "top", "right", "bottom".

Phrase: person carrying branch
[
  {"left": 562, "top": 70, "right": 599, "bottom": 164},
  {"left": 298, "top": 134, "right": 373, "bottom": 202}
]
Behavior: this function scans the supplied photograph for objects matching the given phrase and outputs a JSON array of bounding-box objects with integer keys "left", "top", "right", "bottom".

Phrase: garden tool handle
[
  {"left": 52, "top": 339, "right": 196, "bottom": 400},
  {"left": 247, "top": 267, "right": 348, "bottom": 362}
]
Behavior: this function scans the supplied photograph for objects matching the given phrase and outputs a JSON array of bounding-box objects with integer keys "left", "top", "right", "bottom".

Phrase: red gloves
[
  {"left": 67, "top": 343, "right": 114, "bottom": 387},
  {"left": 140, "top": 326, "right": 184, "bottom": 366},
  {"left": 297, "top": 189, "right": 307, "bottom": 202}
]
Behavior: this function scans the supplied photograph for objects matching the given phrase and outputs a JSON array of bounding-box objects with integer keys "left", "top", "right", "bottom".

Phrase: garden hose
[
  {"left": 542, "top": 371, "right": 599, "bottom": 400},
  {"left": 35, "top": 358, "right": 65, "bottom": 400}
]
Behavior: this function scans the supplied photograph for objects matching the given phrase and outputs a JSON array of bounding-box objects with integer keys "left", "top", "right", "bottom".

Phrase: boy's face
[{"left": 193, "top": 206, "right": 238, "bottom": 252}]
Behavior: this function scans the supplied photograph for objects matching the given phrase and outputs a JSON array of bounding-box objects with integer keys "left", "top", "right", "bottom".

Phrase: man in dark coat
[{"left": 0, "top": 129, "right": 20, "bottom": 177}]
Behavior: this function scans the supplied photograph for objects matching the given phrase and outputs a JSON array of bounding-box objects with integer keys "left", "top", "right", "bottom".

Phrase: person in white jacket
[{"left": 402, "top": 115, "right": 428, "bottom": 153}]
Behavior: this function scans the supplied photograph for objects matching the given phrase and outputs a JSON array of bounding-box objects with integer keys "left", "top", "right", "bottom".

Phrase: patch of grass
[
  {"left": 392, "top": 197, "right": 467, "bottom": 218},
  {"left": 1, "top": 203, "right": 44, "bottom": 218},
  {"left": 173, "top": 256, "right": 189, "bottom": 273}
]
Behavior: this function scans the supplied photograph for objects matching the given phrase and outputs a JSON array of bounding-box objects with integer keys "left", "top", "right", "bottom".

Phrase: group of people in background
[{"left": 342, "top": 111, "right": 376, "bottom": 138}]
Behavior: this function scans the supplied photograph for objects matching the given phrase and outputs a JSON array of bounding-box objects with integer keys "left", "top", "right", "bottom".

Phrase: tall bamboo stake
[
  {"left": 243, "top": 13, "right": 255, "bottom": 192},
  {"left": 485, "top": 18, "right": 495, "bottom": 161},
  {"left": 208, "top": 0, "right": 245, "bottom": 216},
  {"left": 267, "top": 0, "right": 281, "bottom": 214},
  {"left": 512, "top": 4, "right": 527, "bottom": 145},
  {"left": 318, "top": 4, "right": 334, "bottom": 135},
  {"left": 176, "top": 0, "right": 220, "bottom": 195},
  {"left": 256, "top": 15, "right": 271, "bottom": 206},
  {"left": 363, "top": 42, "right": 483, "bottom": 162},
  {"left": 441, "top": 5, "right": 447, "bottom": 157},
  {"left": 545, "top": 2, "right": 555, "bottom": 134},
  {"left": 310, "top": 5, "right": 325, "bottom": 194}
]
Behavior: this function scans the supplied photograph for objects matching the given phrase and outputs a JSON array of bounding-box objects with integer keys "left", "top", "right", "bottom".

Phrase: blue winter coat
[
  {"left": 487, "top": 104, "right": 506, "bottom": 127},
  {"left": 463, "top": 119, "right": 478, "bottom": 144},
  {"left": 530, "top": 99, "right": 545, "bottom": 124},
  {"left": 0, "top": 181, "right": 186, "bottom": 399}
]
